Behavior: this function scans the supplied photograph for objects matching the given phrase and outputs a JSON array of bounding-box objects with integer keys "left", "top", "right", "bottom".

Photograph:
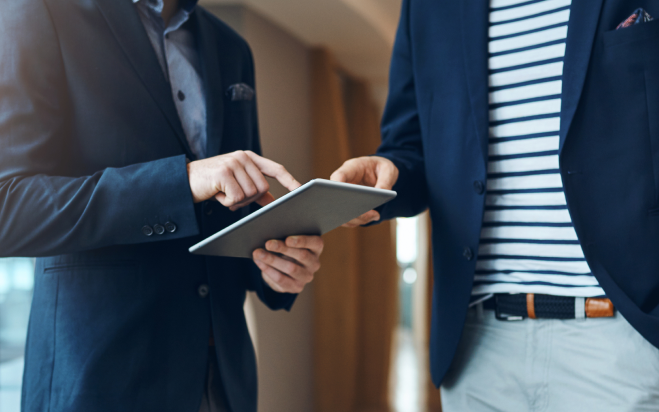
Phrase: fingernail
[
  {"left": 289, "top": 236, "right": 299, "bottom": 246},
  {"left": 267, "top": 240, "right": 279, "bottom": 250},
  {"left": 255, "top": 249, "right": 266, "bottom": 259}
]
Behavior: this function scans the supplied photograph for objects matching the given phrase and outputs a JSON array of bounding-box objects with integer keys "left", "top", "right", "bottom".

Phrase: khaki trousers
[{"left": 441, "top": 305, "right": 659, "bottom": 412}]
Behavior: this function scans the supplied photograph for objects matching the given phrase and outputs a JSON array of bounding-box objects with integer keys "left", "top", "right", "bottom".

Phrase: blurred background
[{"left": 0, "top": 0, "right": 441, "bottom": 411}]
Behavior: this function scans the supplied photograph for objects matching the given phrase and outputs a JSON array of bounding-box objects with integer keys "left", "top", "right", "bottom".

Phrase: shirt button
[
  {"left": 463, "top": 247, "right": 474, "bottom": 261},
  {"left": 142, "top": 225, "right": 154, "bottom": 237},
  {"left": 473, "top": 180, "right": 485, "bottom": 195},
  {"left": 153, "top": 224, "right": 165, "bottom": 235},
  {"left": 178, "top": 90, "right": 185, "bottom": 101},
  {"left": 164, "top": 222, "right": 177, "bottom": 233},
  {"left": 198, "top": 284, "right": 209, "bottom": 298}
]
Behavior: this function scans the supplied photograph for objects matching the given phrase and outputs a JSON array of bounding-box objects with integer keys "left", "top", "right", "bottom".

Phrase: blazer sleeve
[
  {"left": 0, "top": 0, "right": 199, "bottom": 257},
  {"left": 375, "top": 0, "right": 429, "bottom": 220}
]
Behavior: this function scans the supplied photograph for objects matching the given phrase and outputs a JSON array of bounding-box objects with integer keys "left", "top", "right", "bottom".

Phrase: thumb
[
  {"left": 330, "top": 169, "right": 348, "bottom": 183},
  {"left": 331, "top": 158, "right": 364, "bottom": 184},
  {"left": 374, "top": 163, "right": 398, "bottom": 190},
  {"left": 256, "top": 192, "right": 276, "bottom": 207}
]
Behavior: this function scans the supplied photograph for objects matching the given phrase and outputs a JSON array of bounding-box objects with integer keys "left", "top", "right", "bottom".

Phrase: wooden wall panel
[
  {"left": 311, "top": 49, "right": 398, "bottom": 412},
  {"left": 346, "top": 80, "right": 398, "bottom": 412},
  {"left": 311, "top": 48, "right": 360, "bottom": 412}
]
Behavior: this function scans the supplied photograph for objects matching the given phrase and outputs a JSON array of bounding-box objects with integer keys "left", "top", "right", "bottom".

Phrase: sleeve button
[
  {"left": 463, "top": 247, "right": 474, "bottom": 261},
  {"left": 153, "top": 224, "right": 165, "bottom": 235},
  {"left": 142, "top": 225, "right": 154, "bottom": 237},
  {"left": 164, "top": 222, "right": 177, "bottom": 233}
]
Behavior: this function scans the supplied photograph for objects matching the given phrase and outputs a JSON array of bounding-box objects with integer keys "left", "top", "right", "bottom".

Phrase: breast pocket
[
  {"left": 599, "top": 20, "right": 659, "bottom": 207},
  {"left": 602, "top": 18, "right": 659, "bottom": 53}
]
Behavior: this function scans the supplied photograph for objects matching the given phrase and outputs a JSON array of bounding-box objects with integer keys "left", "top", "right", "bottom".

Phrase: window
[
  {"left": 0, "top": 258, "right": 35, "bottom": 411},
  {"left": 394, "top": 216, "right": 420, "bottom": 412}
]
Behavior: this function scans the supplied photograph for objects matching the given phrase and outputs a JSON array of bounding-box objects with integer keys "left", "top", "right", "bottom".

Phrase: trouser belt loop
[
  {"left": 526, "top": 293, "right": 536, "bottom": 319},
  {"left": 575, "top": 297, "right": 586, "bottom": 320},
  {"left": 476, "top": 302, "right": 484, "bottom": 320}
]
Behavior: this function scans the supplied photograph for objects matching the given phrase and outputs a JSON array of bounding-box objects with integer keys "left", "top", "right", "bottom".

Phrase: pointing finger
[{"left": 244, "top": 151, "right": 301, "bottom": 192}]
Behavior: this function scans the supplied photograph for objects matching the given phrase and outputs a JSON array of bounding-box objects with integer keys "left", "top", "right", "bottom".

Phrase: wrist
[{"left": 186, "top": 160, "right": 203, "bottom": 204}]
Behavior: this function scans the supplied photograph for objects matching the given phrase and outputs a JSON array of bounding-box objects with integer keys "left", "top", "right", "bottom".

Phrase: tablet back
[{"left": 189, "top": 179, "right": 396, "bottom": 258}]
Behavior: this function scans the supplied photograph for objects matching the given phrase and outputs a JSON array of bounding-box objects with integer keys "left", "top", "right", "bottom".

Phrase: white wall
[{"left": 206, "top": 6, "right": 315, "bottom": 412}]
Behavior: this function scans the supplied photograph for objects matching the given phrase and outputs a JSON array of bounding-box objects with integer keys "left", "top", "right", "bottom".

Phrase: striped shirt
[{"left": 472, "top": 0, "right": 605, "bottom": 300}]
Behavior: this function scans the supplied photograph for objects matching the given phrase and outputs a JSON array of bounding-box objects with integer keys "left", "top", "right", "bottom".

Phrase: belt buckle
[{"left": 494, "top": 295, "right": 525, "bottom": 321}]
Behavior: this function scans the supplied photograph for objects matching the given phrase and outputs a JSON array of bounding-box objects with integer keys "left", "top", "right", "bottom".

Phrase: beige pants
[
  {"left": 441, "top": 305, "right": 659, "bottom": 412},
  {"left": 198, "top": 348, "right": 230, "bottom": 412}
]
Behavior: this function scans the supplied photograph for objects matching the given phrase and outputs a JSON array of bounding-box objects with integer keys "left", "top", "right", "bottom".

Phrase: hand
[
  {"left": 330, "top": 156, "right": 399, "bottom": 227},
  {"left": 187, "top": 150, "right": 300, "bottom": 211},
  {"left": 252, "top": 235, "right": 324, "bottom": 294}
]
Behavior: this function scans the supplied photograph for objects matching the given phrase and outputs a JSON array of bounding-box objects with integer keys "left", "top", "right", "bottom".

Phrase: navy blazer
[
  {"left": 0, "top": 1, "right": 294, "bottom": 411},
  {"left": 377, "top": 0, "right": 659, "bottom": 386}
]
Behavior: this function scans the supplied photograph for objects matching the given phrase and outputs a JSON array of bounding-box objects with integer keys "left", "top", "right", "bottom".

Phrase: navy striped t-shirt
[{"left": 472, "top": 0, "right": 605, "bottom": 300}]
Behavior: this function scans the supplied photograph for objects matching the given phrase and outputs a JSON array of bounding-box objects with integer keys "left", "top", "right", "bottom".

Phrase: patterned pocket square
[
  {"left": 616, "top": 8, "right": 654, "bottom": 29},
  {"left": 226, "top": 83, "right": 255, "bottom": 101}
]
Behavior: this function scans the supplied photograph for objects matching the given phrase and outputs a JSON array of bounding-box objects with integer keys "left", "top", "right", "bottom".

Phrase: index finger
[
  {"left": 285, "top": 235, "right": 324, "bottom": 255},
  {"left": 244, "top": 151, "right": 301, "bottom": 192}
]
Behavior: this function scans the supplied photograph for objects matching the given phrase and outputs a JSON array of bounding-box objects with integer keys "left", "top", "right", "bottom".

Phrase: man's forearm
[{"left": 0, "top": 154, "right": 199, "bottom": 257}]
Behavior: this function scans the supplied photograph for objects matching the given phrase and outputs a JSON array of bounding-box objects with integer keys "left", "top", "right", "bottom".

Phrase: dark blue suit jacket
[
  {"left": 0, "top": 1, "right": 295, "bottom": 411},
  {"left": 377, "top": 0, "right": 659, "bottom": 386}
]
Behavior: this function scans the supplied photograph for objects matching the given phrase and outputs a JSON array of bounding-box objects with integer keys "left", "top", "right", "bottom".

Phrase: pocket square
[
  {"left": 226, "top": 83, "right": 255, "bottom": 101},
  {"left": 616, "top": 8, "right": 654, "bottom": 30}
]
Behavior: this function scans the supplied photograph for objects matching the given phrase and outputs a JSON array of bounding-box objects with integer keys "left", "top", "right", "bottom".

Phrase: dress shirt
[{"left": 133, "top": 0, "right": 207, "bottom": 159}]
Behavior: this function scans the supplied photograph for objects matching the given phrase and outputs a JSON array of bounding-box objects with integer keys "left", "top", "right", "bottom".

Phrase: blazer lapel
[
  {"left": 460, "top": 0, "right": 491, "bottom": 167},
  {"left": 93, "top": 0, "right": 195, "bottom": 160},
  {"left": 559, "top": 0, "right": 605, "bottom": 154},
  {"left": 193, "top": 10, "right": 224, "bottom": 158}
]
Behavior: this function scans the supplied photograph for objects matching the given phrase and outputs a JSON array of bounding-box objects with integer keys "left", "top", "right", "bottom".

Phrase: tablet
[{"left": 188, "top": 179, "right": 397, "bottom": 258}]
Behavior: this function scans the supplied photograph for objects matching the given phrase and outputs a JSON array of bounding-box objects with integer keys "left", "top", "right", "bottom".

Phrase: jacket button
[
  {"left": 142, "top": 225, "right": 154, "bottom": 237},
  {"left": 463, "top": 247, "right": 474, "bottom": 261},
  {"left": 153, "top": 224, "right": 165, "bottom": 235},
  {"left": 204, "top": 203, "right": 213, "bottom": 216},
  {"left": 198, "top": 284, "right": 209, "bottom": 298},
  {"left": 164, "top": 222, "right": 177, "bottom": 233},
  {"left": 473, "top": 180, "right": 485, "bottom": 195}
]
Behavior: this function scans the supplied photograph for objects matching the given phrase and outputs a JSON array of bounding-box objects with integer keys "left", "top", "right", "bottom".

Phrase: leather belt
[{"left": 483, "top": 294, "right": 615, "bottom": 320}]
